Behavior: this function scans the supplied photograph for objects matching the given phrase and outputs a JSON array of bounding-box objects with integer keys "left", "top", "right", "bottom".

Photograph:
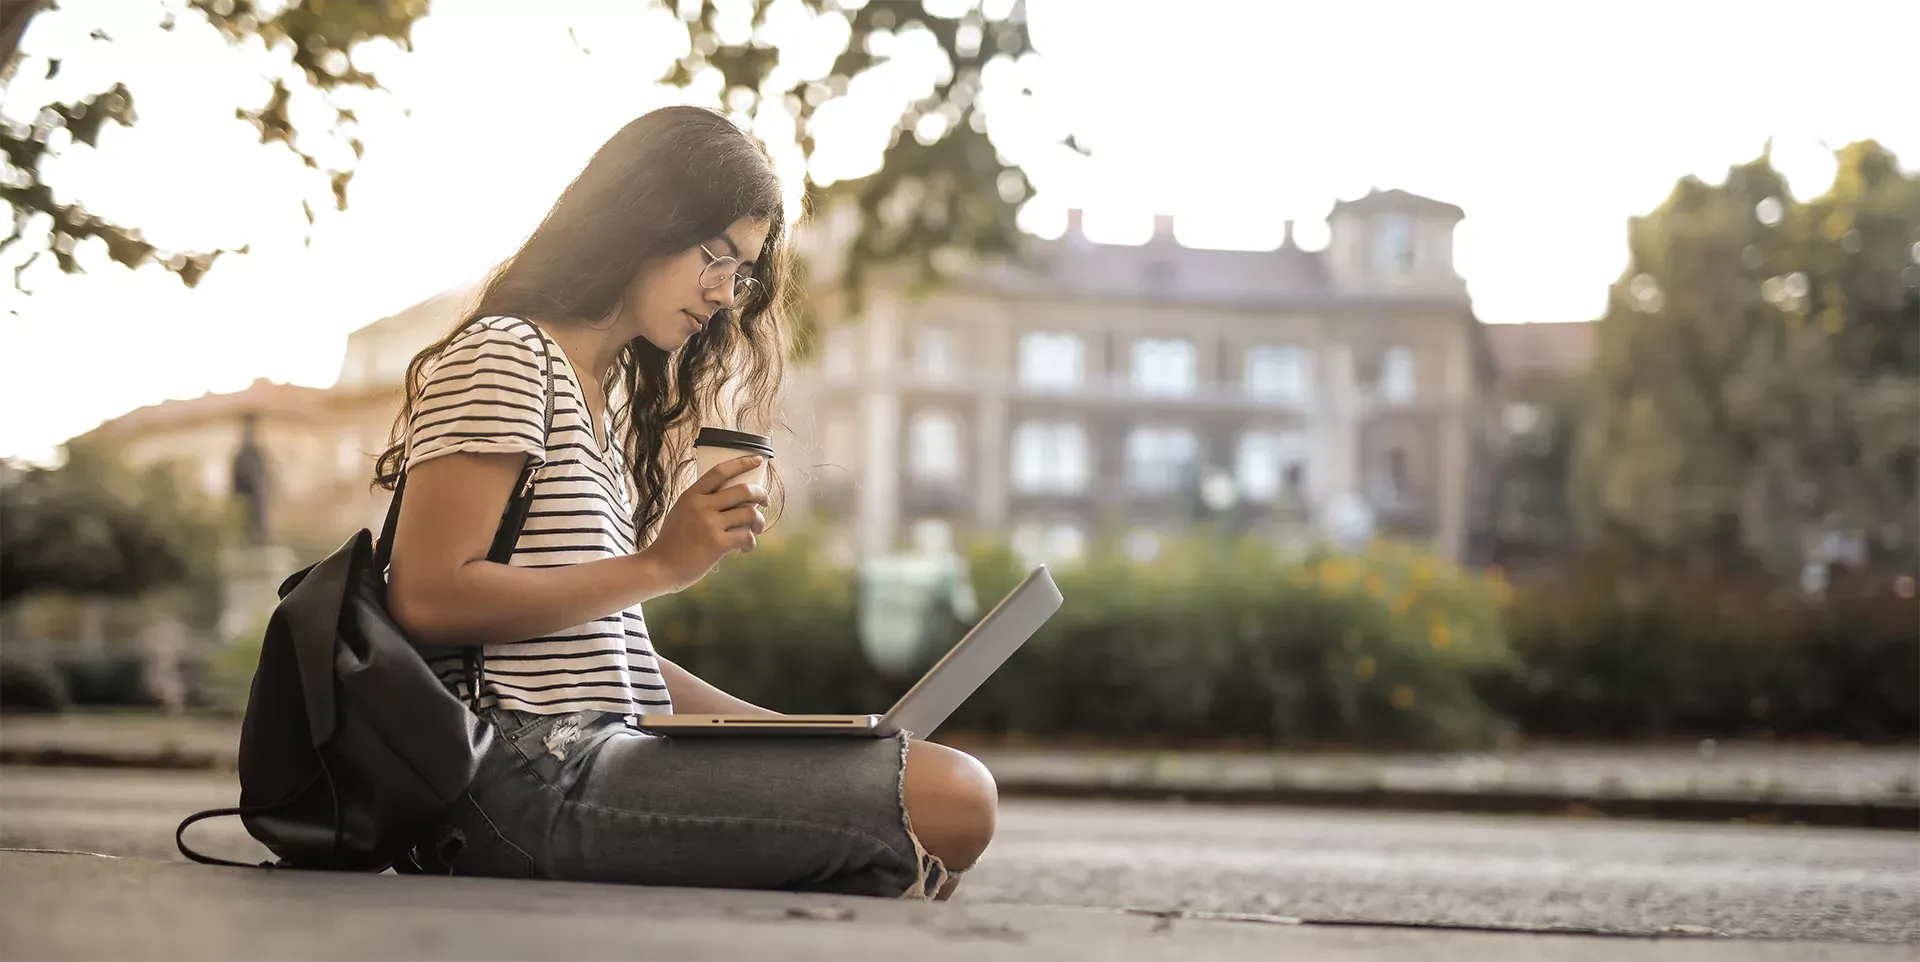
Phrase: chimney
[
  {"left": 1151, "top": 213, "right": 1175, "bottom": 244},
  {"left": 1065, "top": 208, "right": 1085, "bottom": 240}
]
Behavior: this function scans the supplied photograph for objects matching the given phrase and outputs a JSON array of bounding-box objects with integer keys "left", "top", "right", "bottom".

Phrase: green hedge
[
  {"left": 195, "top": 530, "right": 1916, "bottom": 747},
  {"left": 1479, "top": 567, "right": 1919, "bottom": 742},
  {"left": 647, "top": 532, "right": 896, "bottom": 716},
  {"left": 652, "top": 530, "right": 1518, "bottom": 749}
]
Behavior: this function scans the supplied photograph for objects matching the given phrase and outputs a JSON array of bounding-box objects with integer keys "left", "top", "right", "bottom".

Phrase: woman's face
[{"left": 625, "top": 217, "right": 772, "bottom": 353}]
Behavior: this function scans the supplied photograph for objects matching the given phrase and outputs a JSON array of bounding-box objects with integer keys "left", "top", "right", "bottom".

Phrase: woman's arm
[
  {"left": 387, "top": 449, "right": 768, "bottom": 648},
  {"left": 656, "top": 656, "right": 778, "bottom": 716}
]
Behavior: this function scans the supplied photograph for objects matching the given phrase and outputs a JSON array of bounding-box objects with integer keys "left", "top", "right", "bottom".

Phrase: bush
[
  {"left": 0, "top": 649, "right": 69, "bottom": 712},
  {"left": 942, "top": 536, "right": 1516, "bottom": 748},
  {"left": 1481, "top": 565, "right": 1920, "bottom": 741},
  {"left": 180, "top": 526, "right": 1918, "bottom": 747},
  {"left": 645, "top": 526, "right": 895, "bottom": 714},
  {"left": 649, "top": 530, "right": 1518, "bottom": 749}
]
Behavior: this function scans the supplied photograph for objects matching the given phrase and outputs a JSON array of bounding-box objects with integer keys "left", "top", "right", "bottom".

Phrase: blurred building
[
  {"left": 1479, "top": 321, "right": 1595, "bottom": 569},
  {"left": 78, "top": 188, "right": 1519, "bottom": 567},
  {"left": 787, "top": 189, "right": 1499, "bottom": 566},
  {"left": 71, "top": 378, "right": 375, "bottom": 558}
]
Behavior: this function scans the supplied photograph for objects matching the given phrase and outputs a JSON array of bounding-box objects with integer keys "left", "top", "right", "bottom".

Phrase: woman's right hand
[{"left": 641, "top": 455, "right": 770, "bottom": 593}]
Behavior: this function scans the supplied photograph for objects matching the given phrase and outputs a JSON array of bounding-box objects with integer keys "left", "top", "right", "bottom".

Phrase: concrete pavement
[
  {"left": 1, "top": 851, "right": 1910, "bottom": 962},
  {"left": 5, "top": 712, "right": 1916, "bottom": 828},
  {"left": 5, "top": 766, "right": 1917, "bottom": 943}
]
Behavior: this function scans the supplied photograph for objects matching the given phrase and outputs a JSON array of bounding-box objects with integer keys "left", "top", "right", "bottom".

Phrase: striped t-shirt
[{"left": 404, "top": 315, "right": 672, "bottom": 718}]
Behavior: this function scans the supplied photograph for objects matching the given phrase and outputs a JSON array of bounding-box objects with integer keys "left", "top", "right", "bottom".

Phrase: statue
[
  {"left": 218, "top": 411, "right": 295, "bottom": 651},
  {"left": 230, "top": 413, "right": 269, "bottom": 545}
]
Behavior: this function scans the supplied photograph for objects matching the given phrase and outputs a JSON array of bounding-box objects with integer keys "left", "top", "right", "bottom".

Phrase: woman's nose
[{"left": 704, "top": 279, "right": 736, "bottom": 309}]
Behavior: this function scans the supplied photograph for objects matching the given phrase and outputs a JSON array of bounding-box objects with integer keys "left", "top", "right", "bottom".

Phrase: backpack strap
[
  {"left": 175, "top": 803, "right": 284, "bottom": 868},
  {"left": 372, "top": 317, "right": 558, "bottom": 709},
  {"left": 175, "top": 767, "right": 333, "bottom": 869},
  {"left": 176, "top": 322, "right": 559, "bottom": 870}
]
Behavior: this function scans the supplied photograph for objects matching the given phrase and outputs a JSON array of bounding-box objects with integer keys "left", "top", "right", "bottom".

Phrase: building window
[
  {"left": 914, "top": 325, "right": 957, "bottom": 381},
  {"left": 1235, "top": 431, "right": 1308, "bottom": 503},
  {"left": 1130, "top": 338, "right": 1196, "bottom": 397},
  {"left": 906, "top": 410, "right": 963, "bottom": 484},
  {"left": 1378, "top": 346, "right": 1415, "bottom": 404},
  {"left": 1125, "top": 426, "right": 1200, "bottom": 495},
  {"left": 1018, "top": 332, "right": 1085, "bottom": 391},
  {"left": 1244, "top": 345, "right": 1313, "bottom": 405},
  {"left": 1012, "top": 522, "right": 1085, "bottom": 569},
  {"left": 1011, "top": 421, "right": 1089, "bottom": 494},
  {"left": 822, "top": 327, "right": 858, "bottom": 377},
  {"left": 1375, "top": 215, "right": 1414, "bottom": 274}
]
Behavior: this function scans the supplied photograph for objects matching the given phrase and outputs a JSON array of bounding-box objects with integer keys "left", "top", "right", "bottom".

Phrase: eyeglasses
[{"left": 699, "top": 244, "right": 763, "bottom": 299}]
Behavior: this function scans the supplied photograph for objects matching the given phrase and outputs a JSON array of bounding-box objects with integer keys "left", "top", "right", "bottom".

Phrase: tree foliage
[
  {"left": 0, "top": 444, "right": 230, "bottom": 604},
  {"left": 1571, "top": 142, "right": 1920, "bottom": 574},
  {"left": 665, "top": 0, "right": 1046, "bottom": 295},
  {"left": 3, "top": 0, "right": 1051, "bottom": 293},
  {"left": 1, "top": 0, "right": 428, "bottom": 287}
]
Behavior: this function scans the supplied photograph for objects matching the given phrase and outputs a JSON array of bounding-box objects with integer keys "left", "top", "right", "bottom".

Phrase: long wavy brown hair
[{"left": 373, "top": 106, "right": 794, "bottom": 543}]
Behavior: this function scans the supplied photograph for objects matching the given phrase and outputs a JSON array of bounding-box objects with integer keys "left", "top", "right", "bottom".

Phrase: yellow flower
[
  {"left": 1355, "top": 655, "right": 1377, "bottom": 680},
  {"left": 1364, "top": 573, "right": 1386, "bottom": 598},
  {"left": 1390, "top": 685, "right": 1416, "bottom": 710},
  {"left": 1391, "top": 594, "right": 1414, "bottom": 616},
  {"left": 1428, "top": 617, "right": 1452, "bottom": 650}
]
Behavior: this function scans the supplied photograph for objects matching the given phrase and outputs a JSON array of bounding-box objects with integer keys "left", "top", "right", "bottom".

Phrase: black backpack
[{"left": 176, "top": 331, "right": 554, "bottom": 872}]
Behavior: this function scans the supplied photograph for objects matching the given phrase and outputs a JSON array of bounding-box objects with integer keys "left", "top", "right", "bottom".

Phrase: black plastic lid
[{"left": 694, "top": 427, "right": 775, "bottom": 458}]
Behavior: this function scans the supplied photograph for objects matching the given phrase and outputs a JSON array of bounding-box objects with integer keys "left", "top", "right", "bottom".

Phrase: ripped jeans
[{"left": 431, "top": 709, "right": 953, "bottom": 899}]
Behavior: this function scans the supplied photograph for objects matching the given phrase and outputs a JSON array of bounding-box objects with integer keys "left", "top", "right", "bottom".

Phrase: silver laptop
[{"left": 636, "top": 565, "right": 1062, "bottom": 739}]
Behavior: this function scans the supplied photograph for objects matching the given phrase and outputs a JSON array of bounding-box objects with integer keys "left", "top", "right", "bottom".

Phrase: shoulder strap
[
  {"left": 372, "top": 319, "right": 557, "bottom": 707},
  {"left": 178, "top": 327, "right": 556, "bottom": 869}
]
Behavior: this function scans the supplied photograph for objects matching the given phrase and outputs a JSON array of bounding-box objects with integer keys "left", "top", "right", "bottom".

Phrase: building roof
[
  {"left": 83, "top": 379, "right": 335, "bottom": 440},
  {"left": 345, "top": 285, "right": 473, "bottom": 345},
  {"left": 1484, "top": 321, "right": 1595, "bottom": 378},
  {"left": 1331, "top": 188, "right": 1466, "bottom": 221},
  {"left": 962, "top": 212, "right": 1341, "bottom": 307},
  {"left": 336, "top": 284, "right": 478, "bottom": 390}
]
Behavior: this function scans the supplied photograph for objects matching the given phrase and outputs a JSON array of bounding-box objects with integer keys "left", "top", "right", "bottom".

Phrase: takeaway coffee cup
[{"left": 693, "top": 427, "right": 774, "bottom": 490}]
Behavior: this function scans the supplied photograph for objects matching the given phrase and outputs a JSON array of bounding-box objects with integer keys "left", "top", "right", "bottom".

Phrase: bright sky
[{"left": 2, "top": 0, "right": 1916, "bottom": 463}]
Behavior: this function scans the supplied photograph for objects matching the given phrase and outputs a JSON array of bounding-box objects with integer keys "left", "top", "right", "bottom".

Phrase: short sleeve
[{"left": 405, "top": 319, "right": 551, "bottom": 472}]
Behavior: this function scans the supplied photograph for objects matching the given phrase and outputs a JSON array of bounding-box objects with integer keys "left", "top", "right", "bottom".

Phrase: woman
[{"left": 375, "top": 106, "right": 995, "bottom": 899}]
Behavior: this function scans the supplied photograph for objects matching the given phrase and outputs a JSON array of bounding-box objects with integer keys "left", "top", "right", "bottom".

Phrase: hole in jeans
[{"left": 894, "top": 733, "right": 958, "bottom": 900}]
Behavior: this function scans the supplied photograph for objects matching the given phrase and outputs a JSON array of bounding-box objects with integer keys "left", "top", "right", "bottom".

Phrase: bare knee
[{"left": 902, "top": 740, "right": 997, "bottom": 872}]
